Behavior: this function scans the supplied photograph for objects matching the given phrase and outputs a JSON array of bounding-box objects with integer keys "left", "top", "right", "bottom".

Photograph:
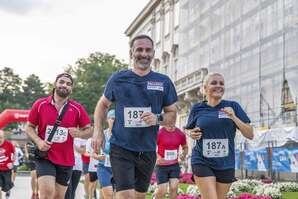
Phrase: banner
[
  {"left": 272, "top": 148, "right": 298, "bottom": 173},
  {"left": 243, "top": 148, "right": 268, "bottom": 171},
  {"left": 289, "top": 148, "right": 298, "bottom": 173},
  {"left": 235, "top": 149, "right": 240, "bottom": 169}
]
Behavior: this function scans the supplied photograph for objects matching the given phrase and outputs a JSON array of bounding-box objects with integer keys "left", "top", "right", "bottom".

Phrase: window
[
  {"left": 155, "top": 20, "right": 161, "bottom": 43},
  {"left": 164, "top": 11, "right": 170, "bottom": 36},
  {"left": 174, "top": 1, "right": 180, "bottom": 28}
]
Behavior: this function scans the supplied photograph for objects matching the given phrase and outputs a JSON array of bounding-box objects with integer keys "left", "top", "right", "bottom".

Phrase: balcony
[{"left": 174, "top": 68, "right": 208, "bottom": 96}]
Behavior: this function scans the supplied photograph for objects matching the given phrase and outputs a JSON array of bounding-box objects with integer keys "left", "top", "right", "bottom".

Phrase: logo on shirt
[
  {"left": 147, "top": 81, "right": 164, "bottom": 91},
  {"left": 0, "top": 148, "right": 8, "bottom": 163},
  {"left": 218, "top": 111, "right": 229, "bottom": 119}
]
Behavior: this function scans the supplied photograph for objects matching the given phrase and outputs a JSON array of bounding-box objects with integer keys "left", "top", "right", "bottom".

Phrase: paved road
[{"left": 4, "top": 176, "right": 86, "bottom": 199}]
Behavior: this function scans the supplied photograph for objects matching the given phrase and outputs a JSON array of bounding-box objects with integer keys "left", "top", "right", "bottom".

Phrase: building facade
[
  {"left": 125, "top": 0, "right": 298, "bottom": 129},
  {"left": 125, "top": 0, "right": 298, "bottom": 181},
  {"left": 125, "top": 0, "right": 207, "bottom": 128}
]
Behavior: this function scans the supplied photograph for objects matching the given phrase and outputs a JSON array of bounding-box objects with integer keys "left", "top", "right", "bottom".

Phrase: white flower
[
  {"left": 186, "top": 185, "right": 200, "bottom": 196},
  {"left": 148, "top": 184, "right": 157, "bottom": 193},
  {"left": 177, "top": 188, "right": 185, "bottom": 195}
]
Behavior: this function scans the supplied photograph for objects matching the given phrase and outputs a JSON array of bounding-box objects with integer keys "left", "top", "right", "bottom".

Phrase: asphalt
[{"left": 3, "top": 176, "right": 86, "bottom": 199}]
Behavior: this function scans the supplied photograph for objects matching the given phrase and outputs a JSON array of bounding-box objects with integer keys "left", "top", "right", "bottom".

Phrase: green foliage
[
  {"left": 68, "top": 52, "right": 128, "bottom": 118},
  {"left": 0, "top": 51, "right": 126, "bottom": 129},
  {"left": 17, "top": 164, "right": 29, "bottom": 171},
  {"left": 21, "top": 74, "right": 47, "bottom": 109},
  {"left": 0, "top": 67, "right": 22, "bottom": 112},
  {"left": 0, "top": 68, "right": 46, "bottom": 129}
]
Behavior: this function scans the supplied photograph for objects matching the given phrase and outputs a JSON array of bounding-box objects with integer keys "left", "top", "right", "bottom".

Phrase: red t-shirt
[
  {"left": 157, "top": 127, "right": 187, "bottom": 166},
  {"left": 28, "top": 96, "right": 91, "bottom": 166},
  {"left": 0, "top": 140, "right": 15, "bottom": 171},
  {"left": 81, "top": 154, "right": 90, "bottom": 164}
]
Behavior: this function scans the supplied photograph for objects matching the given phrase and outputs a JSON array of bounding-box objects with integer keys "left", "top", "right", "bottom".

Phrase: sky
[{"left": 0, "top": 0, "right": 149, "bottom": 82}]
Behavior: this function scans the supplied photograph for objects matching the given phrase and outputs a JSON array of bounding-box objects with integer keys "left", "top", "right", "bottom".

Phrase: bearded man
[
  {"left": 92, "top": 35, "right": 178, "bottom": 199},
  {"left": 25, "top": 73, "right": 92, "bottom": 199}
]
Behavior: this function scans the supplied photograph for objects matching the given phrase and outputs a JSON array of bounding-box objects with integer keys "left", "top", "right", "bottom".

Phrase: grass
[{"left": 282, "top": 192, "right": 298, "bottom": 199}]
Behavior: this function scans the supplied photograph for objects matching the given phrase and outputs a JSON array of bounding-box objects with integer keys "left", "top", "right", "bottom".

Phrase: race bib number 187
[
  {"left": 124, "top": 107, "right": 151, "bottom": 128},
  {"left": 203, "top": 139, "right": 229, "bottom": 158}
]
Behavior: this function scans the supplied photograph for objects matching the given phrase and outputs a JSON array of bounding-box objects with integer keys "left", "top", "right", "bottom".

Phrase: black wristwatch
[{"left": 156, "top": 114, "right": 163, "bottom": 125}]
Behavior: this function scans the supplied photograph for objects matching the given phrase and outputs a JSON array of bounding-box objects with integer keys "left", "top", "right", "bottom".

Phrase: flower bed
[{"left": 147, "top": 180, "right": 298, "bottom": 199}]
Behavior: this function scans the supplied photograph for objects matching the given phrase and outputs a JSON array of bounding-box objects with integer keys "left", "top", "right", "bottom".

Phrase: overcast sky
[{"left": 0, "top": 0, "right": 149, "bottom": 82}]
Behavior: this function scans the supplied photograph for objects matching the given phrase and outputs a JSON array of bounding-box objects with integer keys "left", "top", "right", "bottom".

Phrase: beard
[
  {"left": 55, "top": 87, "right": 71, "bottom": 98},
  {"left": 134, "top": 58, "right": 152, "bottom": 70}
]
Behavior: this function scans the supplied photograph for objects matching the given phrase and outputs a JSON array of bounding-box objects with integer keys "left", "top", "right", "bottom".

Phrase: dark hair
[
  {"left": 130, "top": 34, "right": 154, "bottom": 48},
  {"left": 52, "top": 73, "right": 73, "bottom": 96},
  {"left": 55, "top": 72, "right": 73, "bottom": 85}
]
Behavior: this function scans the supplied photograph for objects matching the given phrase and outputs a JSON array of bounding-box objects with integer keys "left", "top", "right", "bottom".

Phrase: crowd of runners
[{"left": 0, "top": 35, "right": 253, "bottom": 199}]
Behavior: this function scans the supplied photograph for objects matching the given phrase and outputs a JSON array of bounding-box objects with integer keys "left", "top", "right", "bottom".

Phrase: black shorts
[
  {"left": 89, "top": 172, "right": 98, "bottom": 182},
  {"left": 0, "top": 170, "right": 14, "bottom": 192},
  {"left": 156, "top": 163, "right": 181, "bottom": 184},
  {"left": 110, "top": 144, "right": 156, "bottom": 193},
  {"left": 26, "top": 161, "right": 36, "bottom": 171},
  {"left": 192, "top": 164, "right": 236, "bottom": 184},
  {"left": 35, "top": 159, "right": 73, "bottom": 186},
  {"left": 82, "top": 162, "right": 89, "bottom": 175},
  {"left": 12, "top": 165, "right": 18, "bottom": 172}
]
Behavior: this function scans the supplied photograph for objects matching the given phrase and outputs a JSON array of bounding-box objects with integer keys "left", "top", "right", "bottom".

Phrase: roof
[{"left": 125, "top": 0, "right": 161, "bottom": 36}]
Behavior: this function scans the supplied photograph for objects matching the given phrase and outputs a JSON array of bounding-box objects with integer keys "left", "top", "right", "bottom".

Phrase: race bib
[
  {"left": 164, "top": 150, "right": 178, "bottom": 161},
  {"left": 203, "top": 139, "right": 229, "bottom": 158},
  {"left": 124, "top": 107, "right": 151, "bottom": 128},
  {"left": 104, "top": 155, "right": 111, "bottom": 167},
  {"left": 45, "top": 125, "right": 68, "bottom": 143}
]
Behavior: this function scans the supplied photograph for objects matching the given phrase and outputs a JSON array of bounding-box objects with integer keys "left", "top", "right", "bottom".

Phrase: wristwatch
[{"left": 156, "top": 114, "right": 163, "bottom": 125}]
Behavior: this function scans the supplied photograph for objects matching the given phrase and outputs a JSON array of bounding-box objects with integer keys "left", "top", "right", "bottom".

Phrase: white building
[
  {"left": 125, "top": 0, "right": 207, "bottom": 128},
  {"left": 125, "top": 0, "right": 298, "bottom": 129}
]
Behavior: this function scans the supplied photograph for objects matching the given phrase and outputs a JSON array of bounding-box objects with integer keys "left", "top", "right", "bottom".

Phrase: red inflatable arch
[{"left": 0, "top": 109, "right": 29, "bottom": 129}]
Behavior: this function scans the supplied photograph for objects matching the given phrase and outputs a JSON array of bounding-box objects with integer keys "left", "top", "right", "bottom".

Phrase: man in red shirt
[
  {"left": 0, "top": 130, "right": 15, "bottom": 199},
  {"left": 25, "top": 73, "right": 92, "bottom": 199},
  {"left": 154, "top": 125, "right": 188, "bottom": 199}
]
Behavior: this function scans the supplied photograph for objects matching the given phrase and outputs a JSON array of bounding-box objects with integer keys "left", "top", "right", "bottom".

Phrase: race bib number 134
[{"left": 45, "top": 125, "right": 69, "bottom": 143}]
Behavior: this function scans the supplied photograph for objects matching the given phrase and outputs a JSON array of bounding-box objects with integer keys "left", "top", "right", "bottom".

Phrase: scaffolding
[{"left": 179, "top": 0, "right": 298, "bottom": 128}]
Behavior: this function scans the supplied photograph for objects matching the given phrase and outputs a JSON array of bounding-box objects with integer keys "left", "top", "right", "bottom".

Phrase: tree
[
  {"left": 68, "top": 52, "right": 128, "bottom": 117},
  {"left": 0, "top": 67, "right": 22, "bottom": 111},
  {"left": 21, "top": 74, "right": 46, "bottom": 109}
]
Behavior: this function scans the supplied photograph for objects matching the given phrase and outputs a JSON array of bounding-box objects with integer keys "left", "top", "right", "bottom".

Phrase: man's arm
[
  {"left": 25, "top": 123, "right": 43, "bottom": 145},
  {"left": 92, "top": 95, "right": 112, "bottom": 150},
  {"left": 141, "top": 103, "right": 177, "bottom": 126},
  {"left": 69, "top": 125, "right": 92, "bottom": 139},
  {"left": 180, "top": 144, "right": 189, "bottom": 161},
  {"left": 78, "top": 125, "right": 92, "bottom": 139},
  {"left": 23, "top": 144, "right": 29, "bottom": 159},
  {"left": 25, "top": 122, "right": 51, "bottom": 151}
]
